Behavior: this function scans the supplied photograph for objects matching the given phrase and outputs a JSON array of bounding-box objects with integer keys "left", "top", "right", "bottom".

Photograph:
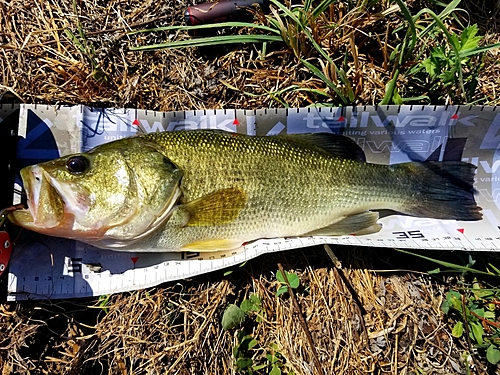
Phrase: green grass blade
[
  {"left": 221, "top": 80, "right": 329, "bottom": 99},
  {"left": 301, "top": 58, "right": 348, "bottom": 104},
  {"left": 380, "top": 67, "right": 400, "bottom": 105},
  {"left": 488, "top": 263, "right": 500, "bottom": 276},
  {"left": 420, "top": 9, "right": 465, "bottom": 97},
  {"left": 393, "top": 0, "right": 417, "bottom": 61},
  {"left": 303, "top": 0, "right": 314, "bottom": 13},
  {"left": 459, "top": 42, "right": 500, "bottom": 58},
  {"left": 395, "top": 249, "right": 499, "bottom": 277},
  {"left": 269, "top": 0, "right": 353, "bottom": 97},
  {"left": 311, "top": 0, "right": 336, "bottom": 19},
  {"left": 382, "top": 1, "right": 466, "bottom": 105},
  {"left": 64, "top": 26, "right": 105, "bottom": 81},
  {"left": 131, "top": 35, "right": 283, "bottom": 51},
  {"left": 337, "top": 68, "right": 355, "bottom": 102},
  {"left": 129, "top": 22, "right": 281, "bottom": 35},
  {"left": 269, "top": 0, "right": 332, "bottom": 64},
  {"left": 380, "top": 0, "right": 416, "bottom": 105},
  {"left": 64, "top": 29, "right": 85, "bottom": 54},
  {"left": 401, "top": 95, "right": 431, "bottom": 102},
  {"left": 413, "top": 0, "right": 462, "bottom": 40}
]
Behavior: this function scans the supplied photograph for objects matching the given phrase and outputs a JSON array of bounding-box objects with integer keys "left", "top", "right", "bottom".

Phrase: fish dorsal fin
[
  {"left": 179, "top": 187, "right": 247, "bottom": 227},
  {"left": 282, "top": 133, "right": 366, "bottom": 162}
]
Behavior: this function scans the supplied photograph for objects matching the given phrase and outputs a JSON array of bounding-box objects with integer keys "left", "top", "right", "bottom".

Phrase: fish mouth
[{"left": 9, "top": 165, "right": 66, "bottom": 230}]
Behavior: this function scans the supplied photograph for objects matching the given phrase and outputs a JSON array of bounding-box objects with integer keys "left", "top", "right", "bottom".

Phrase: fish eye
[{"left": 66, "top": 156, "right": 89, "bottom": 174}]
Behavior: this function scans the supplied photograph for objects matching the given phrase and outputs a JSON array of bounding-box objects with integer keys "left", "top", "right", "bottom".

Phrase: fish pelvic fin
[
  {"left": 304, "top": 211, "right": 381, "bottom": 236},
  {"left": 397, "top": 161, "right": 482, "bottom": 221},
  {"left": 180, "top": 187, "right": 247, "bottom": 227}
]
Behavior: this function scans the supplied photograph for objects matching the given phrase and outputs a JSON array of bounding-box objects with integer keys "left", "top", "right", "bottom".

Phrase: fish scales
[{"left": 139, "top": 131, "right": 429, "bottom": 251}]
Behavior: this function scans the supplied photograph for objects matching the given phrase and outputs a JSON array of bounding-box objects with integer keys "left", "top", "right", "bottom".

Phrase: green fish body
[{"left": 9, "top": 130, "right": 482, "bottom": 252}]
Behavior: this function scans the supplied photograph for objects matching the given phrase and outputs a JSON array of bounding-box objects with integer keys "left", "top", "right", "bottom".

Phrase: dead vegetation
[
  {"left": 1, "top": 0, "right": 500, "bottom": 374},
  {"left": 1, "top": 0, "right": 498, "bottom": 109},
  {"left": 1, "top": 247, "right": 488, "bottom": 374}
]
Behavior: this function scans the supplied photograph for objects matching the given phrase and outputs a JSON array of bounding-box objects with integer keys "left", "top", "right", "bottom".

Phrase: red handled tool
[
  {"left": 185, "top": 0, "right": 269, "bottom": 26},
  {"left": 0, "top": 205, "right": 24, "bottom": 277},
  {"left": 0, "top": 230, "right": 12, "bottom": 277}
]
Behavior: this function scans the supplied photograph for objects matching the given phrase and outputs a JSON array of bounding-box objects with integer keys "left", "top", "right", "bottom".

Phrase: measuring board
[{"left": 3, "top": 104, "right": 500, "bottom": 300}]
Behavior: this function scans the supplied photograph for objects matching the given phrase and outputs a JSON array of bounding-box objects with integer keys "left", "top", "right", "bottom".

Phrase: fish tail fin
[{"left": 396, "top": 161, "right": 482, "bottom": 221}]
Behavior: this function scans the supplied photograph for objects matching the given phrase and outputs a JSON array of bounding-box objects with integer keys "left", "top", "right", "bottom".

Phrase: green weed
[
  {"left": 222, "top": 293, "right": 264, "bottom": 330},
  {"left": 97, "top": 294, "right": 111, "bottom": 314},
  {"left": 224, "top": 260, "right": 249, "bottom": 276},
  {"left": 222, "top": 270, "right": 303, "bottom": 373},
  {"left": 222, "top": 293, "right": 292, "bottom": 374},
  {"left": 395, "top": 249, "right": 500, "bottom": 278},
  {"left": 275, "top": 269, "right": 300, "bottom": 296},
  {"left": 419, "top": 24, "right": 481, "bottom": 93},
  {"left": 232, "top": 331, "right": 291, "bottom": 375},
  {"left": 396, "top": 249, "right": 500, "bottom": 366},
  {"left": 130, "top": 0, "right": 354, "bottom": 105},
  {"left": 382, "top": 0, "right": 500, "bottom": 104},
  {"left": 442, "top": 284, "right": 500, "bottom": 365},
  {"left": 65, "top": 0, "right": 107, "bottom": 81}
]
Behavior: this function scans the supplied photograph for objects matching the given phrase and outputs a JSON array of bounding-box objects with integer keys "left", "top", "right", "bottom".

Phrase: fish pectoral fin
[
  {"left": 182, "top": 239, "right": 243, "bottom": 252},
  {"left": 180, "top": 187, "right": 247, "bottom": 227},
  {"left": 304, "top": 211, "right": 381, "bottom": 236}
]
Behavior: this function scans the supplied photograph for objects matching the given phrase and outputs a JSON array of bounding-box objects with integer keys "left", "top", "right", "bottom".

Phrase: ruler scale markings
[{"left": 7, "top": 105, "right": 500, "bottom": 299}]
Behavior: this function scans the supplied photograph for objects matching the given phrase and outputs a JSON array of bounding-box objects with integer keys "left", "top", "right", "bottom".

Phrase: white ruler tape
[{"left": 4, "top": 104, "right": 500, "bottom": 300}]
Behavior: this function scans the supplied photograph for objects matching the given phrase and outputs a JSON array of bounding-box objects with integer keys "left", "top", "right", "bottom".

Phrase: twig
[
  {"left": 324, "top": 244, "right": 368, "bottom": 344},
  {"left": 470, "top": 309, "right": 500, "bottom": 329},
  {"left": 461, "top": 294, "right": 473, "bottom": 353},
  {"left": 277, "top": 263, "right": 324, "bottom": 375},
  {"left": 324, "top": 245, "right": 366, "bottom": 312},
  {"left": 461, "top": 294, "right": 484, "bottom": 372},
  {"left": 394, "top": 333, "right": 398, "bottom": 375}
]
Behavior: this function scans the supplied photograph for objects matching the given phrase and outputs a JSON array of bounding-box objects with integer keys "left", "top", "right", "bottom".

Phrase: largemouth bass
[{"left": 9, "top": 130, "right": 482, "bottom": 252}]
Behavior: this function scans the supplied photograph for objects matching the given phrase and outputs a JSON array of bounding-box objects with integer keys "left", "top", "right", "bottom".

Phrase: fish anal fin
[
  {"left": 352, "top": 223, "right": 382, "bottom": 236},
  {"left": 182, "top": 187, "right": 247, "bottom": 227},
  {"left": 304, "top": 211, "right": 381, "bottom": 236},
  {"left": 182, "top": 239, "right": 243, "bottom": 252}
]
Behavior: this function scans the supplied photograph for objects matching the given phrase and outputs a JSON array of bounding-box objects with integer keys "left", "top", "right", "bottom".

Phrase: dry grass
[
  {"left": 1, "top": 0, "right": 500, "bottom": 374},
  {"left": 0, "top": 247, "right": 482, "bottom": 374},
  {"left": 2, "top": 0, "right": 497, "bottom": 109}
]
